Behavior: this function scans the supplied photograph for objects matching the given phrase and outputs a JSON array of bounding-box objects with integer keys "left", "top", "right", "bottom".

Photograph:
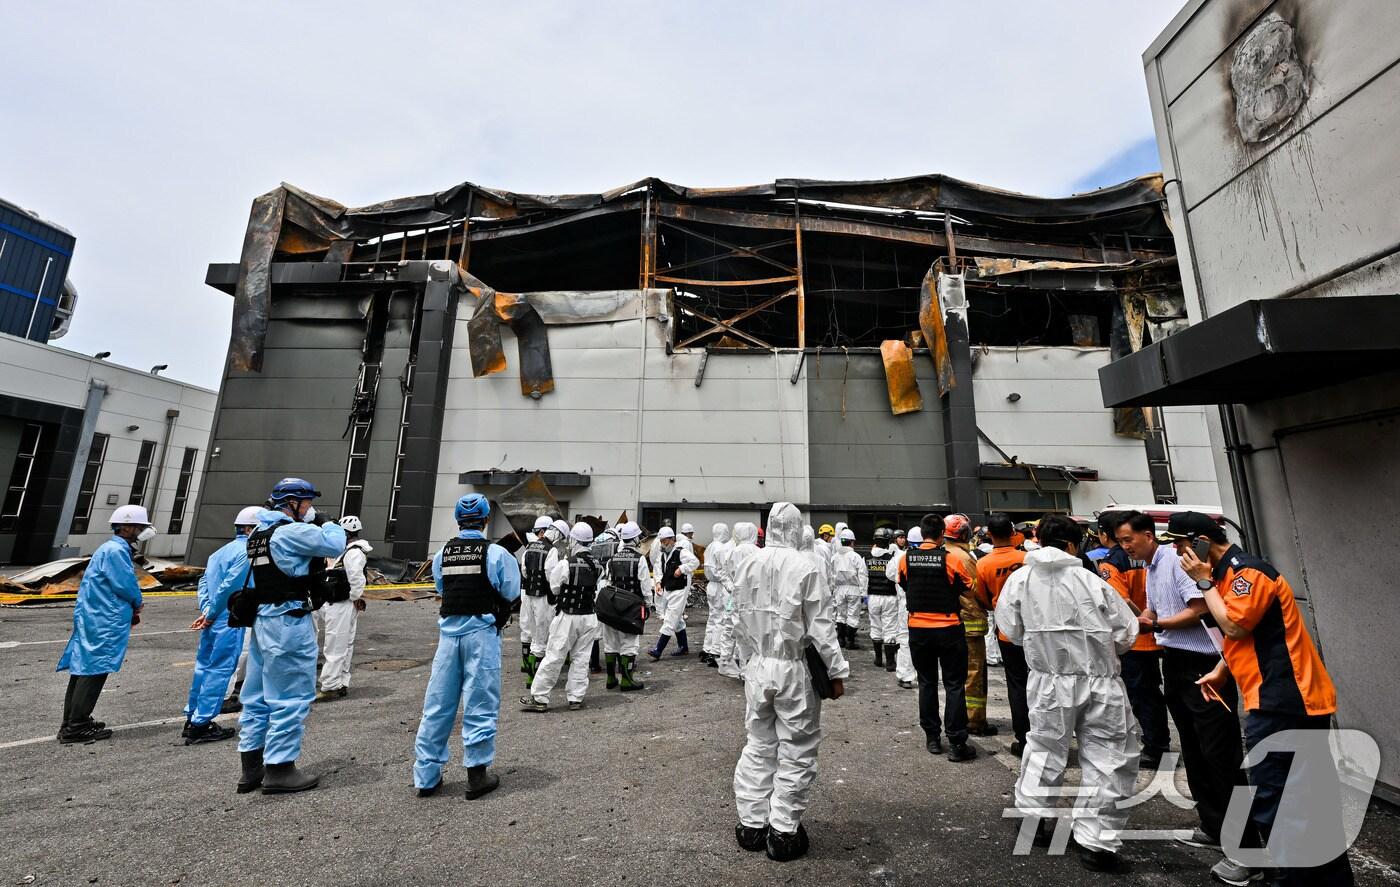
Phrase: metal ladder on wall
[{"left": 1143, "top": 407, "right": 1179, "bottom": 504}]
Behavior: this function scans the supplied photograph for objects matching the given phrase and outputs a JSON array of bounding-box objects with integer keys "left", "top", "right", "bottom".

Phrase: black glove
[{"left": 312, "top": 512, "right": 333, "bottom": 527}]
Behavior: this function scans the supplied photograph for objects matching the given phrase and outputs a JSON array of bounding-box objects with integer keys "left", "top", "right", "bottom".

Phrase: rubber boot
[
  {"left": 648, "top": 634, "right": 670, "bottom": 660},
  {"left": 619, "top": 655, "right": 645, "bottom": 691},
  {"left": 525, "top": 652, "right": 540, "bottom": 688},
  {"left": 465, "top": 764, "right": 500, "bottom": 799},
  {"left": 237, "top": 749, "right": 265, "bottom": 794},
  {"left": 846, "top": 625, "right": 861, "bottom": 650},
  {"left": 521, "top": 642, "right": 531, "bottom": 674},
  {"left": 589, "top": 640, "right": 602, "bottom": 674},
  {"left": 605, "top": 653, "right": 619, "bottom": 689},
  {"left": 874, "top": 640, "right": 885, "bottom": 668},
  {"left": 884, "top": 643, "right": 898, "bottom": 673},
  {"left": 261, "top": 761, "right": 319, "bottom": 794},
  {"left": 836, "top": 625, "right": 848, "bottom": 649},
  {"left": 672, "top": 629, "right": 690, "bottom": 656}
]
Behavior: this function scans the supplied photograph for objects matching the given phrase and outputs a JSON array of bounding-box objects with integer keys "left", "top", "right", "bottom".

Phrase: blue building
[{"left": 0, "top": 197, "right": 77, "bottom": 343}]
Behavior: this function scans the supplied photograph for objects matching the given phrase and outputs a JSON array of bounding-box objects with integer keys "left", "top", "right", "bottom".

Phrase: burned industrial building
[{"left": 191, "top": 174, "right": 1217, "bottom": 564}]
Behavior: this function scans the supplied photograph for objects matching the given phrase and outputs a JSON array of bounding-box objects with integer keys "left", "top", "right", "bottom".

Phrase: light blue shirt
[
  {"left": 204, "top": 509, "right": 347, "bottom": 620},
  {"left": 431, "top": 528, "right": 522, "bottom": 637},
  {"left": 198, "top": 533, "right": 248, "bottom": 619},
  {"left": 1145, "top": 542, "right": 1216, "bottom": 656}
]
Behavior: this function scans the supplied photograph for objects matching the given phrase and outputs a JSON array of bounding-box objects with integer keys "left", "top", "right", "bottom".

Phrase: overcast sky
[{"left": 3, "top": 2, "right": 1177, "bottom": 389}]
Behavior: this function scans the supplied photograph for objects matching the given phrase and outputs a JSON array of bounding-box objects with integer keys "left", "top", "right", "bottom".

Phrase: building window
[
  {"left": 129, "top": 440, "right": 157, "bottom": 507},
  {"left": 846, "top": 510, "right": 942, "bottom": 543},
  {"left": 983, "top": 488, "right": 1072, "bottom": 521},
  {"left": 165, "top": 448, "right": 198, "bottom": 535},
  {"left": 70, "top": 432, "right": 109, "bottom": 534},
  {"left": 0, "top": 423, "right": 43, "bottom": 532},
  {"left": 641, "top": 507, "right": 678, "bottom": 535}
]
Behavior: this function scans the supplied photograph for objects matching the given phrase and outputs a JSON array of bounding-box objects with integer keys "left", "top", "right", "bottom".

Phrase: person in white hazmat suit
[
  {"left": 600, "top": 521, "right": 651, "bottom": 691},
  {"left": 865, "top": 527, "right": 901, "bottom": 670},
  {"left": 701, "top": 523, "right": 735, "bottom": 666},
  {"left": 521, "top": 522, "right": 604, "bottom": 712},
  {"left": 313, "top": 515, "right": 372, "bottom": 701},
  {"left": 994, "top": 514, "right": 1141, "bottom": 873},
  {"left": 830, "top": 528, "right": 867, "bottom": 650},
  {"left": 732, "top": 503, "right": 849, "bottom": 862},
  {"left": 518, "top": 517, "right": 563, "bottom": 684},
  {"left": 648, "top": 526, "right": 699, "bottom": 658},
  {"left": 886, "top": 526, "right": 922, "bottom": 689},
  {"left": 715, "top": 522, "right": 759, "bottom": 679}
]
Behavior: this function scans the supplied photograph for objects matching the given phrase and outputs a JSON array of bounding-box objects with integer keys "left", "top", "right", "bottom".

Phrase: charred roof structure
[{"left": 196, "top": 173, "right": 1206, "bottom": 563}]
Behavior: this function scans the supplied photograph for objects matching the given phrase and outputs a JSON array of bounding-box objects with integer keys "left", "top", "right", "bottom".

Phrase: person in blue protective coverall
[
  {"left": 414, "top": 493, "right": 521, "bottom": 800},
  {"left": 193, "top": 478, "right": 346, "bottom": 795},
  {"left": 181, "top": 505, "right": 261, "bottom": 745},
  {"left": 56, "top": 504, "right": 155, "bottom": 744}
]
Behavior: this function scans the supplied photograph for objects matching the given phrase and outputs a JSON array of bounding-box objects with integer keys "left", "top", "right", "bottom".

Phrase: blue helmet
[
  {"left": 455, "top": 493, "right": 490, "bottom": 526},
  {"left": 269, "top": 477, "right": 321, "bottom": 502}
]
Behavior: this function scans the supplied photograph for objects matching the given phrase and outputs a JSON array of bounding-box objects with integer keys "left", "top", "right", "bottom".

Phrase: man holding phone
[
  {"left": 1170, "top": 512, "right": 1354, "bottom": 886},
  {"left": 1116, "top": 511, "right": 1259, "bottom": 886}
]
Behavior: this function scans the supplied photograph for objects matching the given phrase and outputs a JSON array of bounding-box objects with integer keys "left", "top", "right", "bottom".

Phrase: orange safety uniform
[
  {"left": 1211, "top": 546, "right": 1336, "bottom": 716},
  {"left": 1097, "top": 547, "right": 1160, "bottom": 652},
  {"left": 898, "top": 541, "right": 975, "bottom": 629},
  {"left": 976, "top": 545, "right": 1026, "bottom": 642}
]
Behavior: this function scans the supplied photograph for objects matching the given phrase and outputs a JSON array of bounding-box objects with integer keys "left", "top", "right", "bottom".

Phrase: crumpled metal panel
[
  {"left": 464, "top": 285, "right": 554, "bottom": 397},
  {"left": 880, "top": 340, "right": 924, "bottom": 415},
  {"left": 495, "top": 471, "right": 564, "bottom": 537},
  {"left": 919, "top": 270, "right": 955, "bottom": 397}
]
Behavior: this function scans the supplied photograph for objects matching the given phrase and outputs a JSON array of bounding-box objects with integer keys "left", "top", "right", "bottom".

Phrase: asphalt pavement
[{"left": 2, "top": 597, "right": 1397, "bottom": 886}]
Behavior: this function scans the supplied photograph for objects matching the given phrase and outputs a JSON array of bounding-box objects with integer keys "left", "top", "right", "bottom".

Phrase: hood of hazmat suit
[{"left": 730, "top": 522, "right": 760, "bottom": 570}]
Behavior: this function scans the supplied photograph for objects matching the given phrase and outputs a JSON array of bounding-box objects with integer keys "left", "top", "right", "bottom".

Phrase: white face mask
[
  {"left": 137, "top": 526, "right": 157, "bottom": 543},
  {"left": 302, "top": 506, "right": 317, "bottom": 524}
]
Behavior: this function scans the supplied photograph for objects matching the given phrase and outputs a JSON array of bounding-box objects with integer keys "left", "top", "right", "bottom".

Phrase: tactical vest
[
  {"left": 904, "top": 546, "right": 960, "bottom": 616},
  {"left": 521, "top": 539, "right": 553, "bottom": 597},
  {"left": 866, "top": 551, "right": 895, "bottom": 595},
  {"left": 439, "top": 537, "right": 497, "bottom": 617},
  {"left": 557, "top": 551, "right": 601, "bottom": 615},
  {"left": 590, "top": 535, "right": 619, "bottom": 566},
  {"left": 660, "top": 547, "right": 687, "bottom": 591},
  {"left": 246, "top": 525, "right": 321, "bottom": 607},
  {"left": 608, "top": 547, "right": 644, "bottom": 594}
]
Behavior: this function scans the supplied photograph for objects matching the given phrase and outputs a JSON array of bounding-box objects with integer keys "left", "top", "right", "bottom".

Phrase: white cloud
[{"left": 1, "top": 1, "right": 1182, "bottom": 388}]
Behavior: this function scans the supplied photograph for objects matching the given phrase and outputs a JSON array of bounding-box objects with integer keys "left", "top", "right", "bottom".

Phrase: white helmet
[
  {"left": 533, "top": 515, "right": 554, "bottom": 531},
  {"left": 680, "top": 523, "right": 695, "bottom": 535},
  {"left": 908, "top": 526, "right": 924, "bottom": 544},
  {"left": 657, "top": 526, "right": 676, "bottom": 540},
  {"left": 839, "top": 528, "right": 855, "bottom": 542},
  {"left": 552, "top": 519, "right": 570, "bottom": 538},
  {"left": 109, "top": 504, "right": 151, "bottom": 526},
  {"left": 234, "top": 506, "right": 262, "bottom": 527},
  {"left": 339, "top": 515, "right": 362, "bottom": 533},
  {"left": 570, "top": 521, "right": 595, "bottom": 544},
  {"left": 619, "top": 521, "right": 643, "bottom": 541}
]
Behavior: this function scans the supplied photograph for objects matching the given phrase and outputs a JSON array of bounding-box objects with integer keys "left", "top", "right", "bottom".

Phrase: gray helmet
[{"left": 873, "top": 526, "right": 894, "bottom": 545}]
